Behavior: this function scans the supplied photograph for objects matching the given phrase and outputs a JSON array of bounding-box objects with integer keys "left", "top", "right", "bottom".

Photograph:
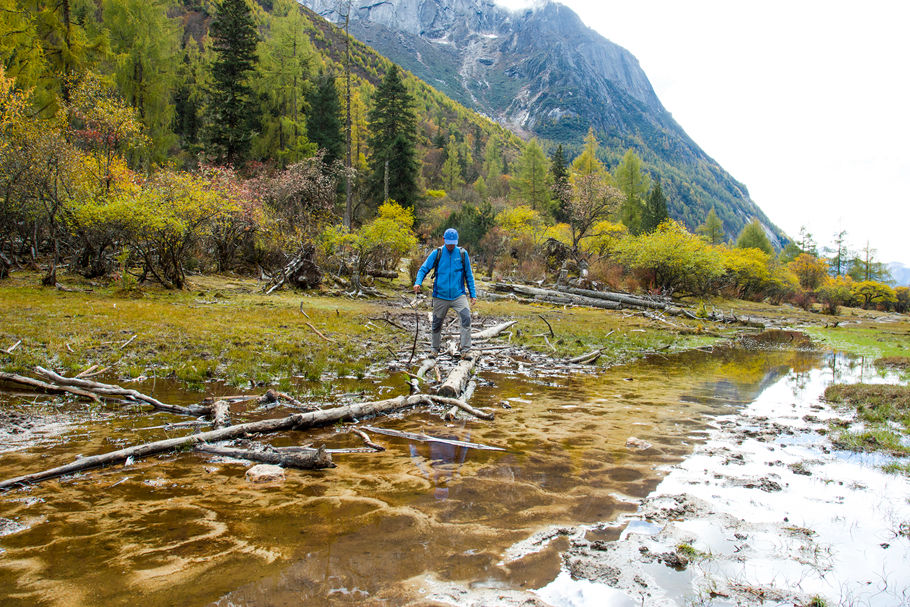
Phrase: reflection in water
[
  {"left": 408, "top": 436, "right": 471, "bottom": 501},
  {"left": 0, "top": 347, "right": 829, "bottom": 606}
]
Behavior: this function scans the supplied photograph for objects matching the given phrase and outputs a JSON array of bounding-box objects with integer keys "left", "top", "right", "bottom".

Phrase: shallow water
[{"left": 0, "top": 348, "right": 829, "bottom": 606}]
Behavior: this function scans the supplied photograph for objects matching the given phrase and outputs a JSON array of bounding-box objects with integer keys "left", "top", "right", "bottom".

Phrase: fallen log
[
  {"left": 195, "top": 443, "right": 333, "bottom": 469},
  {"left": 471, "top": 320, "right": 518, "bottom": 340},
  {"left": 557, "top": 286, "right": 676, "bottom": 311},
  {"left": 425, "top": 394, "right": 493, "bottom": 420},
  {"left": 34, "top": 366, "right": 210, "bottom": 416},
  {"left": 212, "top": 400, "right": 231, "bottom": 429},
  {"left": 568, "top": 349, "right": 603, "bottom": 364},
  {"left": 350, "top": 428, "right": 385, "bottom": 451},
  {"left": 437, "top": 357, "right": 476, "bottom": 398},
  {"left": 0, "top": 393, "right": 434, "bottom": 490},
  {"left": 361, "top": 425, "right": 505, "bottom": 451},
  {"left": 0, "top": 372, "right": 101, "bottom": 402},
  {"left": 492, "top": 284, "right": 620, "bottom": 310}
]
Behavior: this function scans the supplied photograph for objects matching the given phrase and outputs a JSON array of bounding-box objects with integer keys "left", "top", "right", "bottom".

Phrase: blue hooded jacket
[{"left": 414, "top": 246, "right": 477, "bottom": 301}]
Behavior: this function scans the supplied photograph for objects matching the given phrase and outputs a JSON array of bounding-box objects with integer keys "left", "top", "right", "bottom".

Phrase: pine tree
[
  {"left": 367, "top": 64, "right": 419, "bottom": 209},
  {"left": 614, "top": 148, "right": 650, "bottom": 235},
  {"left": 550, "top": 144, "right": 570, "bottom": 222},
  {"left": 641, "top": 180, "right": 668, "bottom": 233},
  {"left": 251, "top": 0, "right": 316, "bottom": 165},
  {"left": 514, "top": 138, "right": 552, "bottom": 213},
  {"left": 441, "top": 135, "right": 464, "bottom": 192},
  {"left": 207, "top": 0, "right": 259, "bottom": 164},
  {"left": 736, "top": 219, "right": 773, "bottom": 255},
  {"left": 307, "top": 69, "right": 344, "bottom": 167},
  {"left": 697, "top": 207, "right": 725, "bottom": 245},
  {"left": 103, "top": 0, "right": 181, "bottom": 161}
]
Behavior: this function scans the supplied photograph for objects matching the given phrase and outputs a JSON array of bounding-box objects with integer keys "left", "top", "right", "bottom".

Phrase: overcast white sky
[{"left": 495, "top": 0, "right": 910, "bottom": 264}]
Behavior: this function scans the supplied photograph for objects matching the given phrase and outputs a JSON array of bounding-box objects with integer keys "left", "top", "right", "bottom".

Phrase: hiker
[{"left": 413, "top": 228, "right": 477, "bottom": 359}]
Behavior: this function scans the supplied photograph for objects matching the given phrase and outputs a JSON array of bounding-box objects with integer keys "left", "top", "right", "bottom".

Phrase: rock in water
[
  {"left": 626, "top": 437, "right": 652, "bottom": 451},
  {"left": 245, "top": 464, "right": 286, "bottom": 483}
]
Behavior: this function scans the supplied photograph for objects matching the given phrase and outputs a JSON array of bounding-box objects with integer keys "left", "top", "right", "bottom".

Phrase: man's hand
[
  {"left": 413, "top": 284, "right": 421, "bottom": 293},
  {"left": 471, "top": 297, "right": 476, "bottom": 305}
]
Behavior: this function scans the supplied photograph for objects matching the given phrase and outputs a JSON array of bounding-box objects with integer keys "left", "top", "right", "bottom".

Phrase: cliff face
[{"left": 300, "top": 0, "right": 786, "bottom": 244}]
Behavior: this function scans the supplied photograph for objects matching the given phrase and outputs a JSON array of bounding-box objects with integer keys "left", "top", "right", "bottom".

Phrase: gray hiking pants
[{"left": 431, "top": 295, "right": 472, "bottom": 352}]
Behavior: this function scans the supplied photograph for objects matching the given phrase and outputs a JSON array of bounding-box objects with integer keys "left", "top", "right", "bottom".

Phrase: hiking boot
[
  {"left": 458, "top": 348, "right": 474, "bottom": 361},
  {"left": 427, "top": 350, "right": 438, "bottom": 360}
]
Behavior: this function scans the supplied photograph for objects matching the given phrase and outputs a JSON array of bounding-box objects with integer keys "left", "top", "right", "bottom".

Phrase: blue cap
[{"left": 444, "top": 228, "right": 459, "bottom": 245}]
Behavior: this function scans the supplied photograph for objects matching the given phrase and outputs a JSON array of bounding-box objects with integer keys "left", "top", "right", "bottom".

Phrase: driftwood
[
  {"left": 361, "top": 425, "right": 505, "bottom": 451},
  {"left": 264, "top": 245, "right": 323, "bottom": 294},
  {"left": 364, "top": 267, "right": 398, "bottom": 279},
  {"left": 409, "top": 357, "right": 437, "bottom": 393},
  {"left": 0, "top": 394, "right": 434, "bottom": 490},
  {"left": 471, "top": 320, "right": 518, "bottom": 341},
  {"left": 568, "top": 349, "right": 603, "bottom": 364},
  {"left": 492, "top": 284, "right": 620, "bottom": 310},
  {"left": 195, "top": 443, "right": 334, "bottom": 469},
  {"left": 437, "top": 357, "right": 476, "bottom": 398},
  {"left": 0, "top": 372, "right": 102, "bottom": 402},
  {"left": 212, "top": 400, "right": 231, "bottom": 429},
  {"left": 35, "top": 366, "right": 210, "bottom": 416},
  {"left": 426, "top": 394, "right": 493, "bottom": 420},
  {"left": 6, "top": 340, "right": 21, "bottom": 353},
  {"left": 304, "top": 321, "right": 336, "bottom": 343},
  {"left": 350, "top": 428, "right": 385, "bottom": 451},
  {"left": 557, "top": 286, "right": 675, "bottom": 311}
]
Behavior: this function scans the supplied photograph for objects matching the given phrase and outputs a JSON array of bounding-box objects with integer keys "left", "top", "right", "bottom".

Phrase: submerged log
[
  {"left": 0, "top": 394, "right": 434, "bottom": 490},
  {"left": 361, "top": 425, "right": 505, "bottom": 451},
  {"left": 195, "top": 443, "right": 333, "bottom": 469}
]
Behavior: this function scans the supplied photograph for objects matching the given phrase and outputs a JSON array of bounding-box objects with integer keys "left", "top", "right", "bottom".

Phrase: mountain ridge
[{"left": 298, "top": 0, "right": 787, "bottom": 246}]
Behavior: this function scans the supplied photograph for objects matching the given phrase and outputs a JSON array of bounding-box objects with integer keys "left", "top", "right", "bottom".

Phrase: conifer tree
[
  {"left": 514, "top": 138, "right": 552, "bottom": 213},
  {"left": 614, "top": 148, "right": 650, "bottom": 235},
  {"left": 367, "top": 64, "right": 418, "bottom": 209},
  {"left": 252, "top": 0, "right": 316, "bottom": 165},
  {"left": 551, "top": 144, "right": 570, "bottom": 222},
  {"left": 697, "top": 207, "right": 725, "bottom": 244},
  {"left": 207, "top": 0, "right": 259, "bottom": 164},
  {"left": 641, "top": 180, "right": 668, "bottom": 233},
  {"left": 307, "top": 69, "right": 344, "bottom": 167},
  {"left": 736, "top": 218, "right": 773, "bottom": 255},
  {"left": 441, "top": 135, "right": 464, "bottom": 192}
]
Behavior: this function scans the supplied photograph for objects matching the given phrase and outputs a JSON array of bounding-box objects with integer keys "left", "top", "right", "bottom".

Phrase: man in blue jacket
[{"left": 413, "top": 228, "right": 477, "bottom": 358}]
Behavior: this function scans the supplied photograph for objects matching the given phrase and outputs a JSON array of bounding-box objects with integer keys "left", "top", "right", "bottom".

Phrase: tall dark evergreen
[
  {"left": 641, "top": 180, "right": 668, "bottom": 233},
  {"left": 207, "top": 0, "right": 259, "bottom": 164},
  {"left": 550, "top": 144, "right": 570, "bottom": 222},
  {"left": 367, "top": 64, "right": 419, "bottom": 210},
  {"left": 306, "top": 69, "right": 344, "bottom": 167}
]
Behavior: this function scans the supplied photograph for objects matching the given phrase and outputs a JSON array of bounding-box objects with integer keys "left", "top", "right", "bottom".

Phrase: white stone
[{"left": 245, "top": 464, "right": 285, "bottom": 483}]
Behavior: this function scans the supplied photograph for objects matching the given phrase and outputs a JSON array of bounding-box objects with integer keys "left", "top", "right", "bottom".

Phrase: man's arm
[
  {"left": 413, "top": 249, "right": 437, "bottom": 292},
  {"left": 464, "top": 251, "right": 477, "bottom": 302}
]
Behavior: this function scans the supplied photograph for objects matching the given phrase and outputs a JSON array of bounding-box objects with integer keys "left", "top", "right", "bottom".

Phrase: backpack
[{"left": 431, "top": 246, "right": 468, "bottom": 290}]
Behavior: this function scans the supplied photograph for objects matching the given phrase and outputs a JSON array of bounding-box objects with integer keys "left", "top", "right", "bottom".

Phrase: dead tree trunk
[
  {"left": 471, "top": 320, "right": 518, "bottom": 340},
  {"left": 0, "top": 394, "right": 434, "bottom": 490},
  {"left": 212, "top": 400, "right": 231, "bottom": 429},
  {"left": 34, "top": 366, "right": 211, "bottom": 416},
  {"left": 194, "top": 443, "right": 333, "bottom": 469},
  {"left": 437, "top": 358, "right": 476, "bottom": 398}
]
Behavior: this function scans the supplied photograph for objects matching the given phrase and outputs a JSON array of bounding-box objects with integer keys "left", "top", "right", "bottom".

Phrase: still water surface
[{"left": 0, "top": 348, "right": 824, "bottom": 605}]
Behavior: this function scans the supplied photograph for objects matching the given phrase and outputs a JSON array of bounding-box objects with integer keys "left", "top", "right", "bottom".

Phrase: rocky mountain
[
  {"left": 298, "top": 0, "right": 786, "bottom": 245},
  {"left": 888, "top": 262, "right": 910, "bottom": 286}
]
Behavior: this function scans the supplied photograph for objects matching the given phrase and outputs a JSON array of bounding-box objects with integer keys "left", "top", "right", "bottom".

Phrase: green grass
[
  {"left": 824, "top": 383, "right": 910, "bottom": 460},
  {"left": 805, "top": 320, "right": 910, "bottom": 360},
  {"left": 0, "top": 273, "right": 391, "bottom": 391}
]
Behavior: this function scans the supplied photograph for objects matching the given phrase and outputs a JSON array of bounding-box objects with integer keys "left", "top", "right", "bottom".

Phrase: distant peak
[{"left": 494, "top": 0, "right": 550, "bottom": 12}]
